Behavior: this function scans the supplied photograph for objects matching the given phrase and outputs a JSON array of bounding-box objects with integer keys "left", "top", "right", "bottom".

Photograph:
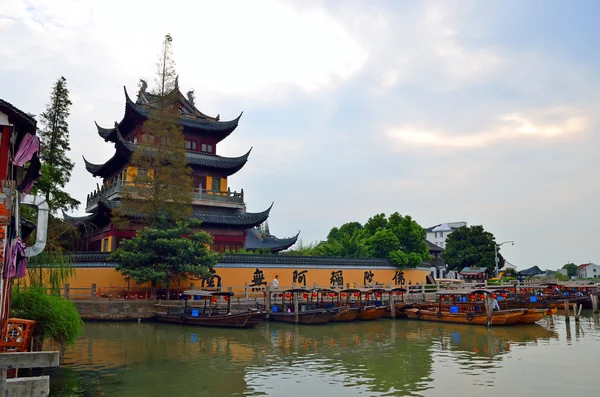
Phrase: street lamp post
[{"left": 495, "top": 240, "right": 514, "bottom": 278}]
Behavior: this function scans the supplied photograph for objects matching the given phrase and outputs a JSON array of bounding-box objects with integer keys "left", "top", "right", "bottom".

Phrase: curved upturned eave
[
  {"left": 124, "top": 86, "right": 242, "bottom": 139},
  {"left": 193, "top": 203, "right": 273, "bottom": 228},
  {"left": 245, "top": 229, "right": 301, "bottom": 252},
  {"left": 95, "top": 121, "right": 116, "bottom": 142},
  {"left": 82, "top": 155, "right": 104, "bottom": 175},
  {"left": 187, "top": 147, "right": 252, "bottom": 176}
]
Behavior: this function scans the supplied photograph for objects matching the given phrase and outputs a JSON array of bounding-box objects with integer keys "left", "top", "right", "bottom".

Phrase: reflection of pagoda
[{"left": 66, "top": 79, "right": 298, "bottom": 253}]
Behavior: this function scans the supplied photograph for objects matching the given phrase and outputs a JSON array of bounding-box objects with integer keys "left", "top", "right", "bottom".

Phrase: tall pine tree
[
  {"left": 116, "top": 34, "right": 192, "bottom": 225},
  {"left": 35, "top": 76, "right": 80, "bottom": 213}
]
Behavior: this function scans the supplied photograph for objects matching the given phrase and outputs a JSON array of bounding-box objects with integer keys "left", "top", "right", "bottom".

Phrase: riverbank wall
[{"left": 75, "top": 301, "right": 158, "bottom": 321}]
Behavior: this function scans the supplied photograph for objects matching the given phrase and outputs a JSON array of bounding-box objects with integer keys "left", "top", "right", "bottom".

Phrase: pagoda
[{"left": 66, "top": 79, "right": 298, "bottom": 253}]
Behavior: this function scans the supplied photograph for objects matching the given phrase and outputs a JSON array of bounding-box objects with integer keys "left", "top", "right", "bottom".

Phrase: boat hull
[
  {"left": 156, "top": 311, "right": 264, "bottom": 328},
  {"left": 356, "top": 306, "right": 385, "bottom": 321},
  {"left": 380, "top": 302, "right": 407, "bottom": 319},
  {"left": 270, "top": 310, "right": 333, "bottom": 324},
  {"left": 405, "top": 308, "right": 525, "bottom": 326},
  {"left": 330, "top": 307, "right": 359, "bottom": 322},
  {"left": 517, "top": 309, "right": 547, "bottom": 324}
]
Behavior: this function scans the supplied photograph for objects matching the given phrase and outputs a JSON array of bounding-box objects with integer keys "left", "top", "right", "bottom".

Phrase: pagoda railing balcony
[{"left": 86, "top": 177, "right": 245, "bottom": 213}]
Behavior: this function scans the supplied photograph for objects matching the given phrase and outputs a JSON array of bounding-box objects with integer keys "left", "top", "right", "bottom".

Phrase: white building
[
  {"left": 557, "top": 269, "right": 568, "bottom": 276},
  {"left": 425, "top": 221, "right": 467, "bottom": 249},
  {"left": 577, "top": 263, "right": 599, "bottom": 279}
]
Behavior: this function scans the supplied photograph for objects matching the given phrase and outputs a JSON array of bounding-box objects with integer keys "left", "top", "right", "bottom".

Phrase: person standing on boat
[{"left": 493, "top": 298, "right": 500, "bottom": 311}]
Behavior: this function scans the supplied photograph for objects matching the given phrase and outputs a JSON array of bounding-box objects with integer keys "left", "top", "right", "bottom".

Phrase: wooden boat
[
  {"left": 380, "top": 287, "right": 408, "bottom": 318},
  {"left": 517, "top": 308, "right": 548, "bottom": 324},
  {"left": 502, "top": 282, "right": 597, "bottom": 310},
  {"left": 405, "top": 307, "right": 525, "bottom": 325},
  {"left": 340, "top": 288, "right": 386, "bottom": 321},
  {"left": 269, "top": 288, "right": 333, "bottom": 325},
  {"left": 406, "top": 289, "right": 525, "bottom": 326},
  {"left": 331, "top": 307, "right": 360, "bottom": 322},
  {"left": 155, "top": 290, "right": 264, "bottom": 328},
  {"left": 312, "top": 289, "right": 359, "bottom": 322}
]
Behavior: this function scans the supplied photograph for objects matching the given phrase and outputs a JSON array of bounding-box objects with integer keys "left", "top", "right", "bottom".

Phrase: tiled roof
[
  {"left": 0, "top": 99, "right": 37, "bottom": 130},
  {"left": 124, "top": 87, "right": 242, "bottom": 134},
  {"left": 84, "top": 130, "right": 250, "bottom": 177},
  {"left": 459, "top": 267, "right": 489, "bottom": 274},
  {"left": 245, "top": 228, "right": 299, "bottom": 252},
  {"left": 192, "top": 205, "right": 272, "bottom": 227},
  {"left": 67, "top": 252, "right": 400, "bottom": 269},
  {"left": 219, "top": 254, "right": 393, "bottom": 267},
  {"left": 425, "top": 239, "right": 443, "bottom": 252}
]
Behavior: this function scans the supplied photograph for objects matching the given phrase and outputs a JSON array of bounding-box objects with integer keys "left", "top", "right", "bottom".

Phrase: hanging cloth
[
  {"left": 14, "top": 238, "right": 27, "bottom": 278},
  {"left": 2, "top": 239, "right": 16, "bottom": 279},
  {"left": 13, "top": 133, "right": 40, "bottom": 167},
  {"left": 18, "top": 154, "right": 41, "bottom": 194},
  {"left": 2, "top": 238, "right": 27, "bottom": 279}
]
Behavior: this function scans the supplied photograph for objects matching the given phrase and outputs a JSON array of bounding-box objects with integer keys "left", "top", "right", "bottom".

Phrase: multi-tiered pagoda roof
[{"left": 67, "top": 79, "right": 298, "bottom": 253}]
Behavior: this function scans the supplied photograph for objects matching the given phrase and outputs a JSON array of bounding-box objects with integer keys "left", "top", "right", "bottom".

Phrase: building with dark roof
[{"left": 66, "top": 80, "right": 298, "bottom": 253}]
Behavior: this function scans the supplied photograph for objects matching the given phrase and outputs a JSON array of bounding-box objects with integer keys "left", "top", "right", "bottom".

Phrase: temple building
[{"left": 66, "top": 80, "right": 298, "bottom": 253}]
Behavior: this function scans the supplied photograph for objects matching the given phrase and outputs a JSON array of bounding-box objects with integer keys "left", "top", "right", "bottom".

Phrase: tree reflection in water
[{"left": 49, "top": 318, "right": 562, "bottom": 397}]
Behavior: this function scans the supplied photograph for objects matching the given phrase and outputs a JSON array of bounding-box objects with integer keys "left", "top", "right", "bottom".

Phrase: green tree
[
  {"left": 109, "top": 220, "right": 219, "bottom": 299},
  {"left": 34, "top": 76, "right": 80, "bottom": 213},
  {"left": 10, "top": 287, "right": 83, "bottom": 351},
  {"left": 502, "top": 267, "right": 518, "bottom": 277},
  {"left": 442, "top": 225, "right": 504, "bottom": 272},
  {"left": 302, "top": 212, "right": 428, "bottom": 268},
  {"left": 561, "top": 263, "right": 577, "bottom": 277},
  {"left": 116, "top": 34, "right": 192, "bottom": 225}
]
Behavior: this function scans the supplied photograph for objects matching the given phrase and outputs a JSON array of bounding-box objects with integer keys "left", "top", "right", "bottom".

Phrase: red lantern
[
  {"left": 224, "top": 296, "right": 230, "bottom": 302},
  {"left": 501, "top": 293, "right": 507, "bottom": 299},
  {"left": 278, "top": 293, "right": 283, "bottom": 298},
  {"left": 491, "top": 294, "right": 497, "bottom": 299},
  {"left": 390, "top": 291, "right": 395, "bottom": 296},
  {"left": 398, "top": 292, "right": 403, "bottom": 296},
  {"left": 312, "top": 292, "right": 318, "bottom": 298},
  {"left": 211, "top": 297, "right": 217, "bottom": 303},
  {"left": 441, "top": 295, "right": 446, "bottom": 301},
  {"left": 329, "top": 293, "right": 335, "bottom": 298},
  {"left": 353, "top": 292, "right": 360, "bottom": 297},
  {"left": 303, "top": 293, "right": 309, "bottom": 299},
  {"left": 470, "top": 294, "right": 476, "bottom": 301},
  {"left": 285, "top": 293, "right": 291, "bottom": 299},
  {"left": 376, "top": 292, "right": 382, "bottom": 298},
  {"left": 341, "top": 292, "right": 347, "bottom": 297}
]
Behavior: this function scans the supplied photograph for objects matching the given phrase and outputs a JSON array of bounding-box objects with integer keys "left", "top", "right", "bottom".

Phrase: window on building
[
  {"left": 212, "top": 177, "right": 221, "bottom": 192},
  {"left": 200, "top": 143, "right": 213, "bottom": 153},
  {"left": 207, "top": 144, "right": 213, "bottom": 153},
  {"left": 101, "top": 238, "right": 109, "bottom": 252},
  {"left": 201, "top": 143, "right": 207, "bottom": 152},
  {"left": 185, "top": 140, "right": 197, "bottom": 150}
]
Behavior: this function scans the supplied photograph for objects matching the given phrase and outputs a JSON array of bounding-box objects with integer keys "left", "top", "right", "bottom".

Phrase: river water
[{"left": 48, "top": 313, "right": 600, "bottom": 397}]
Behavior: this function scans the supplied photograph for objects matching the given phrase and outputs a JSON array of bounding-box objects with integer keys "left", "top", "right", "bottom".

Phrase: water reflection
[{"left": 50, "top": 316, "right": 584, "bottom": 397}]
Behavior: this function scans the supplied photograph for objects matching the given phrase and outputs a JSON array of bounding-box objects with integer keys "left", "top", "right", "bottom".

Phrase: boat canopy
[{"left": 437, "top": 288, "right": 508, "bottom": 296}]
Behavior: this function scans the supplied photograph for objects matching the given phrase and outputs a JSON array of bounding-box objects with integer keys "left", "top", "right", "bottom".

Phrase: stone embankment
[
  {"left": 74, "top": 293, "right": 438, "bottom": 321},
  {"left": 74, "top": 301, "right": 158, "bottom": 321}
]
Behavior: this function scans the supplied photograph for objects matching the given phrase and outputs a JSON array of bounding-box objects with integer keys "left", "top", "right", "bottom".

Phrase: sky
[{"left": 1, "top": 0, "right": 599, "bottom": 270}]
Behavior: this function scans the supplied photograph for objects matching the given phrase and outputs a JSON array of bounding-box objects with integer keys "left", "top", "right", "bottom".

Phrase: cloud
[{"left": 385, "top": 107, "right": 588, "bottom": 149}]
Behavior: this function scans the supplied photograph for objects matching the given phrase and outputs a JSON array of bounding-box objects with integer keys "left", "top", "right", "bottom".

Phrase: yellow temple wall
[{"left": 38, "top": 266, "right": 429, "bottom": 296}]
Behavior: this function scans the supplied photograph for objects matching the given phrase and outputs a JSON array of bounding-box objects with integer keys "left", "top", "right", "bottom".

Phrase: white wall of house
[
  {"left": 577, "top": 263, "right": 599, "bottom": 278},
  {"left": 426, "top": 221, "right": 467, "bottom": 248}
]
